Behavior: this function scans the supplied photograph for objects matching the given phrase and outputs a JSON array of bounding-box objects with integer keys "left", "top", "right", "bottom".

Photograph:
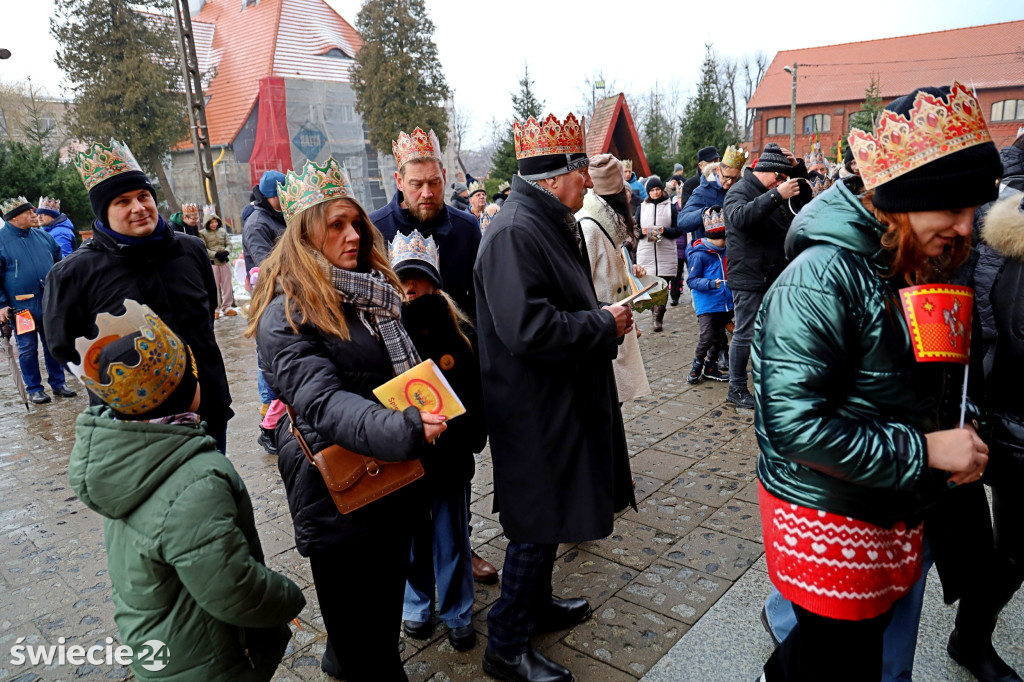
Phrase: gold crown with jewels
[
  {"left": 68, "top": 299, "right": 197, "bottom": 416},
  {"left": 848, "top": 81, "right": 992, "bottom": 191},
  {"left": 73, "top": 139, "right": 145, "bottom": 191},
  {"left": 37, "top": 196, "right": 61, "bottom": 213},
  {"left": 721, "top": 145, "right": 748, "bottom": 169},
  {"left": 277, "top": 157, "right": 355, "bottom": 222},
  {"left": 1, "top": 196, "right": 30, "bottom": 216},
  {"left": 181, "top": 203, "right": 199, "bottom": 220},
  {"left": 392, "top": 127, "right": 443, "bottom": 169},
  {"left": 467, "top": 181, "right": 485, "bottom": 196},
  {"left": 497, "top": 180, "right": 510, "bottom": 192},
  {"left": 513, "top": 113, "right": 586, "bottom": 160}
]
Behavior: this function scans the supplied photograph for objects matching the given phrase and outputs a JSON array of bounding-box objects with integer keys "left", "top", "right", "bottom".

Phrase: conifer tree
[
  {"left": 352, "top": 0, "right": 451, "bottom": 154},
  {"left": 678, "top": 46, "right": 738, "bottom": 173},
  {"left": 51, "top": 0, "right": 187, "bottom": 210},
  {"left": 849, "top": 74, "right": 884, "bottom": 133},
  {"left": 489, "top": 65, "right": 545, "bottom": 186}
]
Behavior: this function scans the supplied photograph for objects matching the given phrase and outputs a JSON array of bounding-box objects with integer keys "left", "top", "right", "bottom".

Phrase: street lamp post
[{"left": 783, "top": 63, "right": 797, "bottom": 153}]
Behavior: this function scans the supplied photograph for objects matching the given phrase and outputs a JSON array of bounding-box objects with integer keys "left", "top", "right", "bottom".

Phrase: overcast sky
[{"left": 3, "top": 0, "right": 1021, "bottom": 148}]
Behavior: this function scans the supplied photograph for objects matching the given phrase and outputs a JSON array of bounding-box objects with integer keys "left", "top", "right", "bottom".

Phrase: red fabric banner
[{"left": 899, "top": 284, "right": 973, "bottom": 364}]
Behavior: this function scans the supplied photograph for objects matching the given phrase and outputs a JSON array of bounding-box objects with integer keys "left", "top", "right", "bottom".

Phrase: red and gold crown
[
  {"left": 67, "top": 299, "right": 197, "bottom": 416},
  {"left": 513, "top": 113, "right": 586, "bottom": 160},
  {"left": 392, "top": 128, "right": 443, "bottom": 169},
  {"left": 848, "top": 81, "right": 992, "bottom": 191},
  {"left": 181, "top": 203, "right": 199, "bottom": 220}
]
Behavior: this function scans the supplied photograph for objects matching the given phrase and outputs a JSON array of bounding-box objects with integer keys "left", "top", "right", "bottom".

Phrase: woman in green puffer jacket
[
  {"left": 68, "top": 300, "right": 305, "bottom": 681},
  {"left": 752, "top": 83, "right": 1003, "bottom": 682}
]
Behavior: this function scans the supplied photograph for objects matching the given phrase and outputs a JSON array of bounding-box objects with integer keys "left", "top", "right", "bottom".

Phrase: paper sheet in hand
[
  {"left": 614, "top": 281, "right": 657, "bottom": 307},
  {"left": 373, "top": 358, "right": 466, "bottom": 419}
]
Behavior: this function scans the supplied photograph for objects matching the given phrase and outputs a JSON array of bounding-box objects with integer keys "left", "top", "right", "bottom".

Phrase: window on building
[
  {"left": 242, "top": 0, "right": 258, "bottom": 8},
  {"left": 767, "top": 117, "right": 790, "bottom": 136},
  {"left": 322, "top": 48, "right": 351, "bottom": 59},
  {"left": 803, "top": 114, "right": 831, "bottom": 133},
  {"left": 991, "top": 99, "right": 1024, "bottom": 122}
]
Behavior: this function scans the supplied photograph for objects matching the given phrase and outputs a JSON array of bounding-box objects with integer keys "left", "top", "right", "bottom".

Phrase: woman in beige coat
[{"left": 575, "top": 154, "right": 651, "bottom": 403}]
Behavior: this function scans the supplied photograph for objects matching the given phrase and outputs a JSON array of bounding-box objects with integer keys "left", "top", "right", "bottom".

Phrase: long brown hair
[
  {"left": 245, "top": 198, "right": 401, "bottom": 340},
  {"left": 861, "top": 191, "right": 970, "bottom": 285}
]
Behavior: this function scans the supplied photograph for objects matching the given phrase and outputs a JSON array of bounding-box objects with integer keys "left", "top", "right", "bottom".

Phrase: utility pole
[
  {"left": 172, "top": 0, "right": 221, "bottom": 218},
  {"left": 783, "top": 63, "right": 797, "bottom": 153}
]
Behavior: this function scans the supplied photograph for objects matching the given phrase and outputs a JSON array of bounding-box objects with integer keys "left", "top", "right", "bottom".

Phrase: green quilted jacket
[
  {"left": 753, "top": 179, "right": 962, "bottom": 527},
  {"left": 68, "top": 407, "right": 305, "bottom": 681}
]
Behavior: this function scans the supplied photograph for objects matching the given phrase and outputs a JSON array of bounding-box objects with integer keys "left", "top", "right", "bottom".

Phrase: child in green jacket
[{"left": 68, "top": 299, "right": 305, "bottom": 681}]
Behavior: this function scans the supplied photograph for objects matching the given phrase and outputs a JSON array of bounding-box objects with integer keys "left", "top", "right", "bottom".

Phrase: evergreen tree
[
  {"left": 352, "top": 0, "right": 451, "bottom": 155},
  {"left": 678, "top": 46, "right": 738, "bottom": 173},
  {"left": 849, "top": 74, "right": 884, "bottom": 133},
  {"left": 51, "top": 0, "right": 187, "bottom": 210},
  {"left": 0, "top": 140, "right": 93, "bottom": 234},
  {"left": 489, "top": 65, "right": 545, "bottom": 186}
]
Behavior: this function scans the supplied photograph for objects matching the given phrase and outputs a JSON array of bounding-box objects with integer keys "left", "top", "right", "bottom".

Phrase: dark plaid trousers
[{"left": 486, "top": 542, "right": 558, "bottom": 657}]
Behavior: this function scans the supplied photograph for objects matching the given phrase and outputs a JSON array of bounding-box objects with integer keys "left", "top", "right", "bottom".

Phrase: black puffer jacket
[
  {"left": 242, "top": 194, "right": 287, "bottom": 274},
  {"left": 401, "top": 294, "right": 487, "bottom": 491},
  {"left": 257, "top": 294, "right": 429, "bottom": 556},
  {"left": 723, "top": 163, "right": 810, "bottom": 292},
  {"left": 42, "top": 221, "right": 232, "bottom": 427}
]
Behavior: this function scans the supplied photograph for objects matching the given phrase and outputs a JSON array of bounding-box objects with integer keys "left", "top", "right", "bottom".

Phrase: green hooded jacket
[
  {"left": 68, "top": 406, "right": 305, "bottom": 681},
  {"left": 752, "top": 179, "right": 962, "bottom": 527}
]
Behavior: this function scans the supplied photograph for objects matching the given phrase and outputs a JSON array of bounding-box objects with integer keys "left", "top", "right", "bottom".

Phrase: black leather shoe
[
  {"left": 257, "top": 425, "right": 278, "bottom": 455},
  {"left": 448, "top": 624, "right": 476, "bottom": 651},
  {"left": 726, "top": 388, "right": 756, "bottom": 409},
  {"left": 534, "top": 596, "right": 592, "bottom": 633},
  {"left": 948, "top": 629, "right": 1023, "bottom": 681},
  {"left": 53, "top": 385, "right": 77, "bottom": 398},
  {"left": 29, "top": 392, "right": 51, "bottom": 404},
  {"left": 482, "top": 646, "right": 573, "bottom": 682},
  {"left": 402, "top": 619, "right": 435, "bottom": 640},
  {"left": 320, "top": 638, "right": 344, "bottom": 679}
]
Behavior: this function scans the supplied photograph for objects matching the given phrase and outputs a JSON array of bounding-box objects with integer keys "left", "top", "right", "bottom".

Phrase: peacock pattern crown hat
[
  {"left": 393, "top": 127, "right": 443, "bottom": 170},
  {"left": 73, "top": 139, "right": 145, "bottom": 192},
  {"left": 389, "top": 229, "right": 442, "bottom": 288},
  {"left": 847, "top": 81, "right": 992, "bottom": 192},
  {"left": 67, "top": 299, "right": 198, "bottom": 417},
  {"left": 277, "top": 156, "right": 355, "bottom": 222}
]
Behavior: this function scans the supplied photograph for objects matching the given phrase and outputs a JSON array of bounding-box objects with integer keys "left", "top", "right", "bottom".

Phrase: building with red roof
[
  {"left": 586, "top": 94, "right": 650, "bottom": 177},
  {"left": 747, "top": 20, "right": 1024, "bottom": 164}
]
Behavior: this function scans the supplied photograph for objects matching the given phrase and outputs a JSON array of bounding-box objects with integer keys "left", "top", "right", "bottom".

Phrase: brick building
[{"left": 746, "top": 20, "right": 1024, "bottom": 163}]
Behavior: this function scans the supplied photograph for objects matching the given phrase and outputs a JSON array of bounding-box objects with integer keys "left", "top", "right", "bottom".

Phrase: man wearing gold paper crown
[
  {"left": 370, "top": 127, "right": 481, "bottom": 319},
  {"left": 751, "top": 83, "right": 1007, "bottom": 681},
  {"left": 168, "top": 201, "right": 201, "bottom": 239},
  {"left": 35, "top": 196, "right": 77, "bottom": 257},
  {"left": 0, "top": 196, "right": 77, "bottom": 404},
  {"left": 474, "top": 113, "right": 636, "bottom": 682},
  {"left": 42, "top": 139, "right": 233, "bottom": 453}
]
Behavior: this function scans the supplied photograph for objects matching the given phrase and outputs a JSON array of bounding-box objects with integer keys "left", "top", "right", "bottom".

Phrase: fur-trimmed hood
[
  {"left": 578, "top": 190, "right": 634, "bottom": 247},
  {"left": 982, "top": 193, "right": 1024, "bottom": 260}
]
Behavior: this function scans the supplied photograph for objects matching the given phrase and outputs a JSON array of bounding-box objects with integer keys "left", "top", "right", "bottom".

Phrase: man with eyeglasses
[{"left": 722, "top": 142, "right": 810, "bottom": 408}]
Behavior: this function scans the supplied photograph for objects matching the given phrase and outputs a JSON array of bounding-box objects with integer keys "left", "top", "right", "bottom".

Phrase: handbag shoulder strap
[{"left": 578, "top": 216, "right": 616, "bottom": 248}]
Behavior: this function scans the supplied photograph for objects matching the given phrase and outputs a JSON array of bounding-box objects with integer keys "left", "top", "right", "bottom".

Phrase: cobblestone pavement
[{"left": 1, "top": 298, "right": 1019, "bottom": 681}]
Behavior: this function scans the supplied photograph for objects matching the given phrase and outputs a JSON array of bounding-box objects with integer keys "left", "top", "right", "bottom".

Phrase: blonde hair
[{"left": 245, "top": 198, "right": 401, "bottom": 340}]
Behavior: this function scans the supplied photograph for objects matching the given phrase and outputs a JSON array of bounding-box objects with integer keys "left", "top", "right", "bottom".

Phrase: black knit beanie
[
  {"left": 872, "top": 86, "right": 1001, "bottom": 212},
  {"left": 645, "top": 175, "right": 664, "bottom": 193},
  {"left": 98, "top": 331, "right": 200, "bottom": 420},
  {"left": 753, "top": 143, "right": 792, "bottom": 174},
  {"left": 3, "top": 200, "right": 34, "bottom": 221},
  {"left": 89, "top": 170, "right": 157, "bottom": 224}
]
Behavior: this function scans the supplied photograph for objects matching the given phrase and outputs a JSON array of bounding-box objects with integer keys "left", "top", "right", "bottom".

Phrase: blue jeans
[
  {"left": 15, "top": 327, "right": 66, "bottom": 395},
  {"left": 403, "top": 484, "right": 475, "bottom": 629},
  {"left": 764, "top": 538, "right": 934, "bottom": 682},
  {"left": 256, "top": 346, "right": 276, "bottom": 404}
]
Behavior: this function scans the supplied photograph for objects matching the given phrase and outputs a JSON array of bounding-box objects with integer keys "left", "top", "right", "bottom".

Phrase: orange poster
[
  {"left": 899, "top": 284, "right": 973, "bottom": 364},
  {"left": 373, "top": 359, "right": 466, "bottom": 419},
  {"left": 14, "top": 309, "right": 35, "bottom": 335}
]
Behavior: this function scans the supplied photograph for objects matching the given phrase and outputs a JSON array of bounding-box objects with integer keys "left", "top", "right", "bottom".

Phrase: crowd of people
[{"left": 0, "top": 76, "right": 1022, "bottom": 682}]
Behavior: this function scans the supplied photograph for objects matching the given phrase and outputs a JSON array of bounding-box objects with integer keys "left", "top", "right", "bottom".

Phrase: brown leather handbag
[{"left": 285, "top": 405, "right": 424, "bottom": 514}]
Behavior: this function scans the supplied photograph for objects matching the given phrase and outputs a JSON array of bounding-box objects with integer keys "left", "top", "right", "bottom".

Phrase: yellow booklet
[{"left": 373, "top": 359, "right": 466, "bottom": 419}]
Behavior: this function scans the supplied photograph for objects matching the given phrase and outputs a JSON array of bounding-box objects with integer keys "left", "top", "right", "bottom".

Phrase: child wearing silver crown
[
  {"left": 389, "top": 230, "right": 488, "bottom": 653},
  {"left": 67, "top": 300, "right": 304, "bottom": 682},
  {"left": 685, "top": 207, "right": 733, "bottom": 385}
]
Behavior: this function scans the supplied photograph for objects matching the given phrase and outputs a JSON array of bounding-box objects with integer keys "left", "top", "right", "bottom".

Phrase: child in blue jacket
[{"left": 686, "top": 206, "right": 733, "bottom": 384}]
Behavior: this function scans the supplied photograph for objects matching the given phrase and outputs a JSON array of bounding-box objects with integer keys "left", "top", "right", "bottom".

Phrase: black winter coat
[
  {"left": 723, "top": 164, "right": 810, "bottom": 292},
  {"left": 370, "top": 190, "right": 481, "bottom": 320},
  {"left": 474, "top": 176, "right": 635, "bottom": 545},
  {"left": 42, "top": 223, "right": 232, "bottom": 426},
  {"left": 242, "top": 196, "right": 287, "bottom": 274},
  {"left": 401, "top": 294, "right": 487, "bottom": 491},
  {"left": 257, "top": 294, "right": 429, "bottom": 556}
]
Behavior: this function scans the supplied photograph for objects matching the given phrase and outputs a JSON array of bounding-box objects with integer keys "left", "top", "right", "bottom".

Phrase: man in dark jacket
[
  {"left": 168, "top": 202, "right": 200, "bottom": 238},
  {"left": 0, "top": 197, "right": 76, "bottom": 403},
  {"left": 371, "top": 128, "right": 481, "bottom": 319},
  {"left": 722, "top": 142, "right": 808, "bottom": 408},
  {"left": 680, "top": 146, "right": 720, "bottom": 207},
  {"left": 43, "top": 140, "right": 232, "bottom": 452},
  {"left": 35, "top": 196, "right": 77, "bottom": 257},
  {"left": 475, "top": 113, "right": 635, "bottom": 682},
  {"left": 448, "top": 181, "right": 472, "bottom": 213}
]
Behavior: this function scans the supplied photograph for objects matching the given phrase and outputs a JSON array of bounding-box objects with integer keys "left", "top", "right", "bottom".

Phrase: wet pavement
[{"left": 0, "top": 296, "right": 1020, "bottom": 681}]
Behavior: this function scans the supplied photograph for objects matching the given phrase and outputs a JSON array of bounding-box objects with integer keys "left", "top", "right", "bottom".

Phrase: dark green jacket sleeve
[
  {"left": 756, "top": 275, "right": 928, "bottom": 490},
  {"left": 161, "top": 473, "right": 305, "bottom": 627}
]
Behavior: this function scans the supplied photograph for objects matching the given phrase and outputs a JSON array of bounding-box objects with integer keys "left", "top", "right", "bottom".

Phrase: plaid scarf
[{"left": 318, "top": 255, "right": 421, "bottom": 375}]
